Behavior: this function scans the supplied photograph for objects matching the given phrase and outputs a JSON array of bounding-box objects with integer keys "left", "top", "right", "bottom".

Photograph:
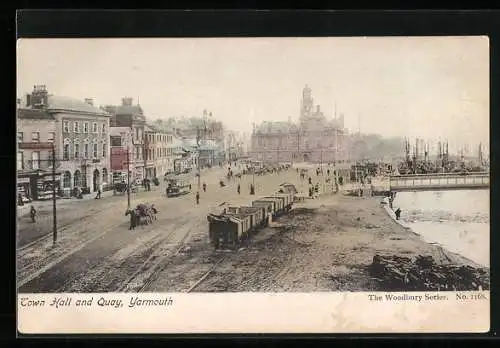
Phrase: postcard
[{"left": 16, "top": 36, "right": 490, "bottom": 334}]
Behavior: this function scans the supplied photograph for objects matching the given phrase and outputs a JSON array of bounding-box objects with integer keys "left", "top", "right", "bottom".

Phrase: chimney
[
  {"left": 122, "top": 97, "right": 133, "bottom": 106},
  {"left": 30, "top": 85, "right": 48, "bottom": 108},
  {"left": 84, "top": 98, "right": 94, "bottom": 106}
]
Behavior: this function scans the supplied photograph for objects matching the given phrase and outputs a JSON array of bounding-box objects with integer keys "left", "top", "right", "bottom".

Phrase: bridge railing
[
  {"left": 390, "top": 172, "right": 489, "bottom": 179},
  {"left": 390, "top": 174, "right": 489, "bottom": 189}
]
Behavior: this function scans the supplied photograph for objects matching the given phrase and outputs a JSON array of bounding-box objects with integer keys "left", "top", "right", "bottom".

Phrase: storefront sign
[{"left": 18, "top": 142, "right": 54, "bottom": 150}]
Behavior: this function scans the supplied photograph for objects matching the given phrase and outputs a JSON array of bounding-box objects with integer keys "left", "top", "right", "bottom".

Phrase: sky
[{"left": 17, "top": 37, "right": 489, "bottom": 151}]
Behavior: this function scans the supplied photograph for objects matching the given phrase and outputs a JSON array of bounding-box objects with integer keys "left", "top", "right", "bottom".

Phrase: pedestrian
[
  {"left": 395, "top": 208, "right": 402, "bottom": 220},
  {"left": 250, "top": 183, "right": 255, "bottom": 195},
  {"left": 237, "top": 183, "right": 241, "bottom": 194},
  {"left": 126, "top": 209, "right": 137, "bottom": 230},
  {"left": 202, "top": 182, "right": 206, "bottom": 192},
  {"left": 18, "top": 193, "right": 24, "bottom": 206},
  {"left": 196, "top": 191, "right": 200, "bottom": 205},
  {"left": 308, "top": 177, "right": 312, "bottom": 185},
  {"left": 30, "top": 205, "right": 37, "bottom": 223},
  {"left": 327, "top": 169, "right": 330, "bottom": 177},
  {"left": 95, "top": 183, "right": 102, "bottom": 199},
  {"left": 147, "top": 180, "right": 151, "bottom": 191}
]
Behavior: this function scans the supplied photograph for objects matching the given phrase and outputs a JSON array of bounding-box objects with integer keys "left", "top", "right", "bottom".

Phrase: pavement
[{"left": 16, "top": 162, "right": 345, "bottom": 293}]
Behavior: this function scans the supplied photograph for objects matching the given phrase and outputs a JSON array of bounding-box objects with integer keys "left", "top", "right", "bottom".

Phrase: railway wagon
[
  {"left": 262, "top": 196, "right": 285, "bottom": 215},
  {"left": 272, "top": 192, "right": 294, "bottom": 211},
  {"left": 222, "top": 211, "right": 254, "bottom": 235},
  {"left": 227, "top": 206, "right": 266, "bottom": 229},
  {"left": 250, "top": 200, "right": 274, "bottom": 225},
  {"left": 207, "top": 213, "right": 251, "bottom": 249},
  {"left": 253, "top": 198, "right": 280, "bottom": 217}
]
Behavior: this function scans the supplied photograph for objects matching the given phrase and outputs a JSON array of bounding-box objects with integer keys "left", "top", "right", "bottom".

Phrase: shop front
[{"left": 17, "top": 169, "right": 62, "bottom": 202}]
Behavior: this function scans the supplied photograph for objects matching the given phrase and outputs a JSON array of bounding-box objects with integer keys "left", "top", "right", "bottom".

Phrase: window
[
  {"left": 74, "top": 143, "right": 80, "bottom": 159},
  {"left": 102, "top": 143, "right": 106, "bottom": 157},
  {"left": 63, "top": 121, "right": 69, "bottom": 133},
  {"left": 84, "top": 144, "right": 89, "bottom": 159},
  {"left": 17, "top": 152, "right": 23, "bottom": 170},
  {"left": 31, "top": 132, "right": 40, "bottom": 143},
  {"left": 110, "top": 136, "right": 121, "bottom": 147},
  {"left": 48, "top": 132, "right": 55, "bottom": 143},
  {"left": 31, "top": 151, "right": 40, "bottom": 170},
  {"left": 84, "top": 122, "right": 89, "bottom": 133},
  {"left": 92, "top": 123, "right": 98, "bottom": 133},
  {"left": 63, "top": 144, "right": 70, "bottom": 160},
  {"left": 74, "top": 121, "right": 79, "bottom": 133},
  {"left": 102, "top": 123, "right": 106, "bottom": 134},
  {"left": 17, "top": 132, "right": 23, "bottom": 143},
  {"left": 93, "top": 143, "right": 98, "bottom": 158}
]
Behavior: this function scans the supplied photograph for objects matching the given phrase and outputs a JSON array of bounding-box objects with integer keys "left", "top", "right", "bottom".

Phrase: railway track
[
  {"left": 186, "top": 256, "right": 226, "bottom": 293},
  {"left": 118, "top": 209, "right": 207, "bottom": 293},
  {"left": 17, "top": 217, "right": 126, "bottom": 289}
]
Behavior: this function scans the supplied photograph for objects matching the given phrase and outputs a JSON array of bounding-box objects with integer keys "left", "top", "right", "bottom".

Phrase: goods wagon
[
  {"left": 227, "top": 206, "right": 266, "bottom": 229},
  {"left": 251, "top": 200, "right": 274, "bottom": 224},
  {"left": 278, "top": 183, "right": 298, "bottom": 194},
  {"left": 262, "top": 196, "right": 285, "bottom": 215},
  {"left": 207, "top": 213, "right": 250, "bottom": 249},
  {"left": 272, "top": 192, "right": 294, "bottom": 211},
  {"left": 253, "top": 198, "right": 280, "bottom": 216}
]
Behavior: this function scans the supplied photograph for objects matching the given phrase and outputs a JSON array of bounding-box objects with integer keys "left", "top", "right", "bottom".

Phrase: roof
[
  {"left": 47, "top": 95, "right": 109, "bottom": 116},
  {"left": 17, "top": 108, "right": 54, "bottom": 120}
]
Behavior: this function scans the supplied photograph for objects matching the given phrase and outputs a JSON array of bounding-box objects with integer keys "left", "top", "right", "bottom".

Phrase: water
[{"left": 392, "top": 190, "right": 490, "bottom": 267}]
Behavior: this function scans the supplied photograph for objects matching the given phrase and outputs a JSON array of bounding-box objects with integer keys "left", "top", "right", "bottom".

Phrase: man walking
[
  {"left": 30, "top": 205, "right": 37, "bottom": 223},
  {"left": 196, "top": 191, "right": 200, "bottom": 205},
  {"left": 237, "top": 183, "right": 241, "bottom": 195},
  {"left": 95, "top": 183, "right": 102, "bottom": 199}
]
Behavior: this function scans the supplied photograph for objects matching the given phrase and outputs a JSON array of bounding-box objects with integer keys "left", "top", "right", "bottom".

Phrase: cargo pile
[{"left": 369, "top": 254, "right": 490, "bottom": 291}]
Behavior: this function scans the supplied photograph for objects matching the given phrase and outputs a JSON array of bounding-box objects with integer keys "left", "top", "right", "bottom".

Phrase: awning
[{"left": 17, "top": 169, "right": 62, "bottom": 178}]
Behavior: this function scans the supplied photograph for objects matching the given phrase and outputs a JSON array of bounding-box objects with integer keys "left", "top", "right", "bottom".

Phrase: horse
[{"left": 136, "top": 204, "right": 155, "bottom": 225}]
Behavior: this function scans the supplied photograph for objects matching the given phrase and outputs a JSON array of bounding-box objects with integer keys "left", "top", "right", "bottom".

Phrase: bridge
[{"left": 389, "top": 172, "right": 489, "bottom": 192}]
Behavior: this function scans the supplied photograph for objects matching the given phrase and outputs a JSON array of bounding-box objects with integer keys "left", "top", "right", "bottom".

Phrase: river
[{"left": 392, "top": 189, "right": 490, "bottom": 267}]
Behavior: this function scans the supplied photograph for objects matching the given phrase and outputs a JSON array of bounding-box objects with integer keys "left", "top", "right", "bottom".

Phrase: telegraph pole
[
  {"left": 52, "top": 143, "right": 57, "bottom": 245},
  {"left": 196, "top": 127, "right": 201, "bottom": 192},
  {"left": 127, "top": 148, "right": 131, "bottom": 209}
]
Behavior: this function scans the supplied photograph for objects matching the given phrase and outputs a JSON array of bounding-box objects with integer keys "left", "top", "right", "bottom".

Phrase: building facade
[
  {"left": 144, "top": 125, "right": 176, "bottom": 178},
  {"left": 16, "top": 107, "right": 60, "bottom": 201},
  {"left": 105, "top": 97, "right": 146, "bottom": 181},
  {"left": 109, "top": 126, "right": 133, "bottom": 183},
  {"left": 18, "top": 85, "right": 111, "bottom": 196},
  {"left": 250, "top": 85, "right": 348, "bottom": 164}
]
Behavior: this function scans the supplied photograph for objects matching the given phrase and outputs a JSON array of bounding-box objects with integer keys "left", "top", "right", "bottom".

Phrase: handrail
[{"left": 390, "top": 172, "right": 489, "bottom": 179}]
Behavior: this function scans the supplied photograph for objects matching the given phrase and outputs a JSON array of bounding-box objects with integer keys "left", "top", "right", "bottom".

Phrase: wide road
[{"left": 17, "top": 163, "right": 333, "bottom": 293}]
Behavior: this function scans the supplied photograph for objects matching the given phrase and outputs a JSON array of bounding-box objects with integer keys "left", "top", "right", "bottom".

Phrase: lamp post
[{"left": 51, "top": 143, "right": 57, "bottom": 244}]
